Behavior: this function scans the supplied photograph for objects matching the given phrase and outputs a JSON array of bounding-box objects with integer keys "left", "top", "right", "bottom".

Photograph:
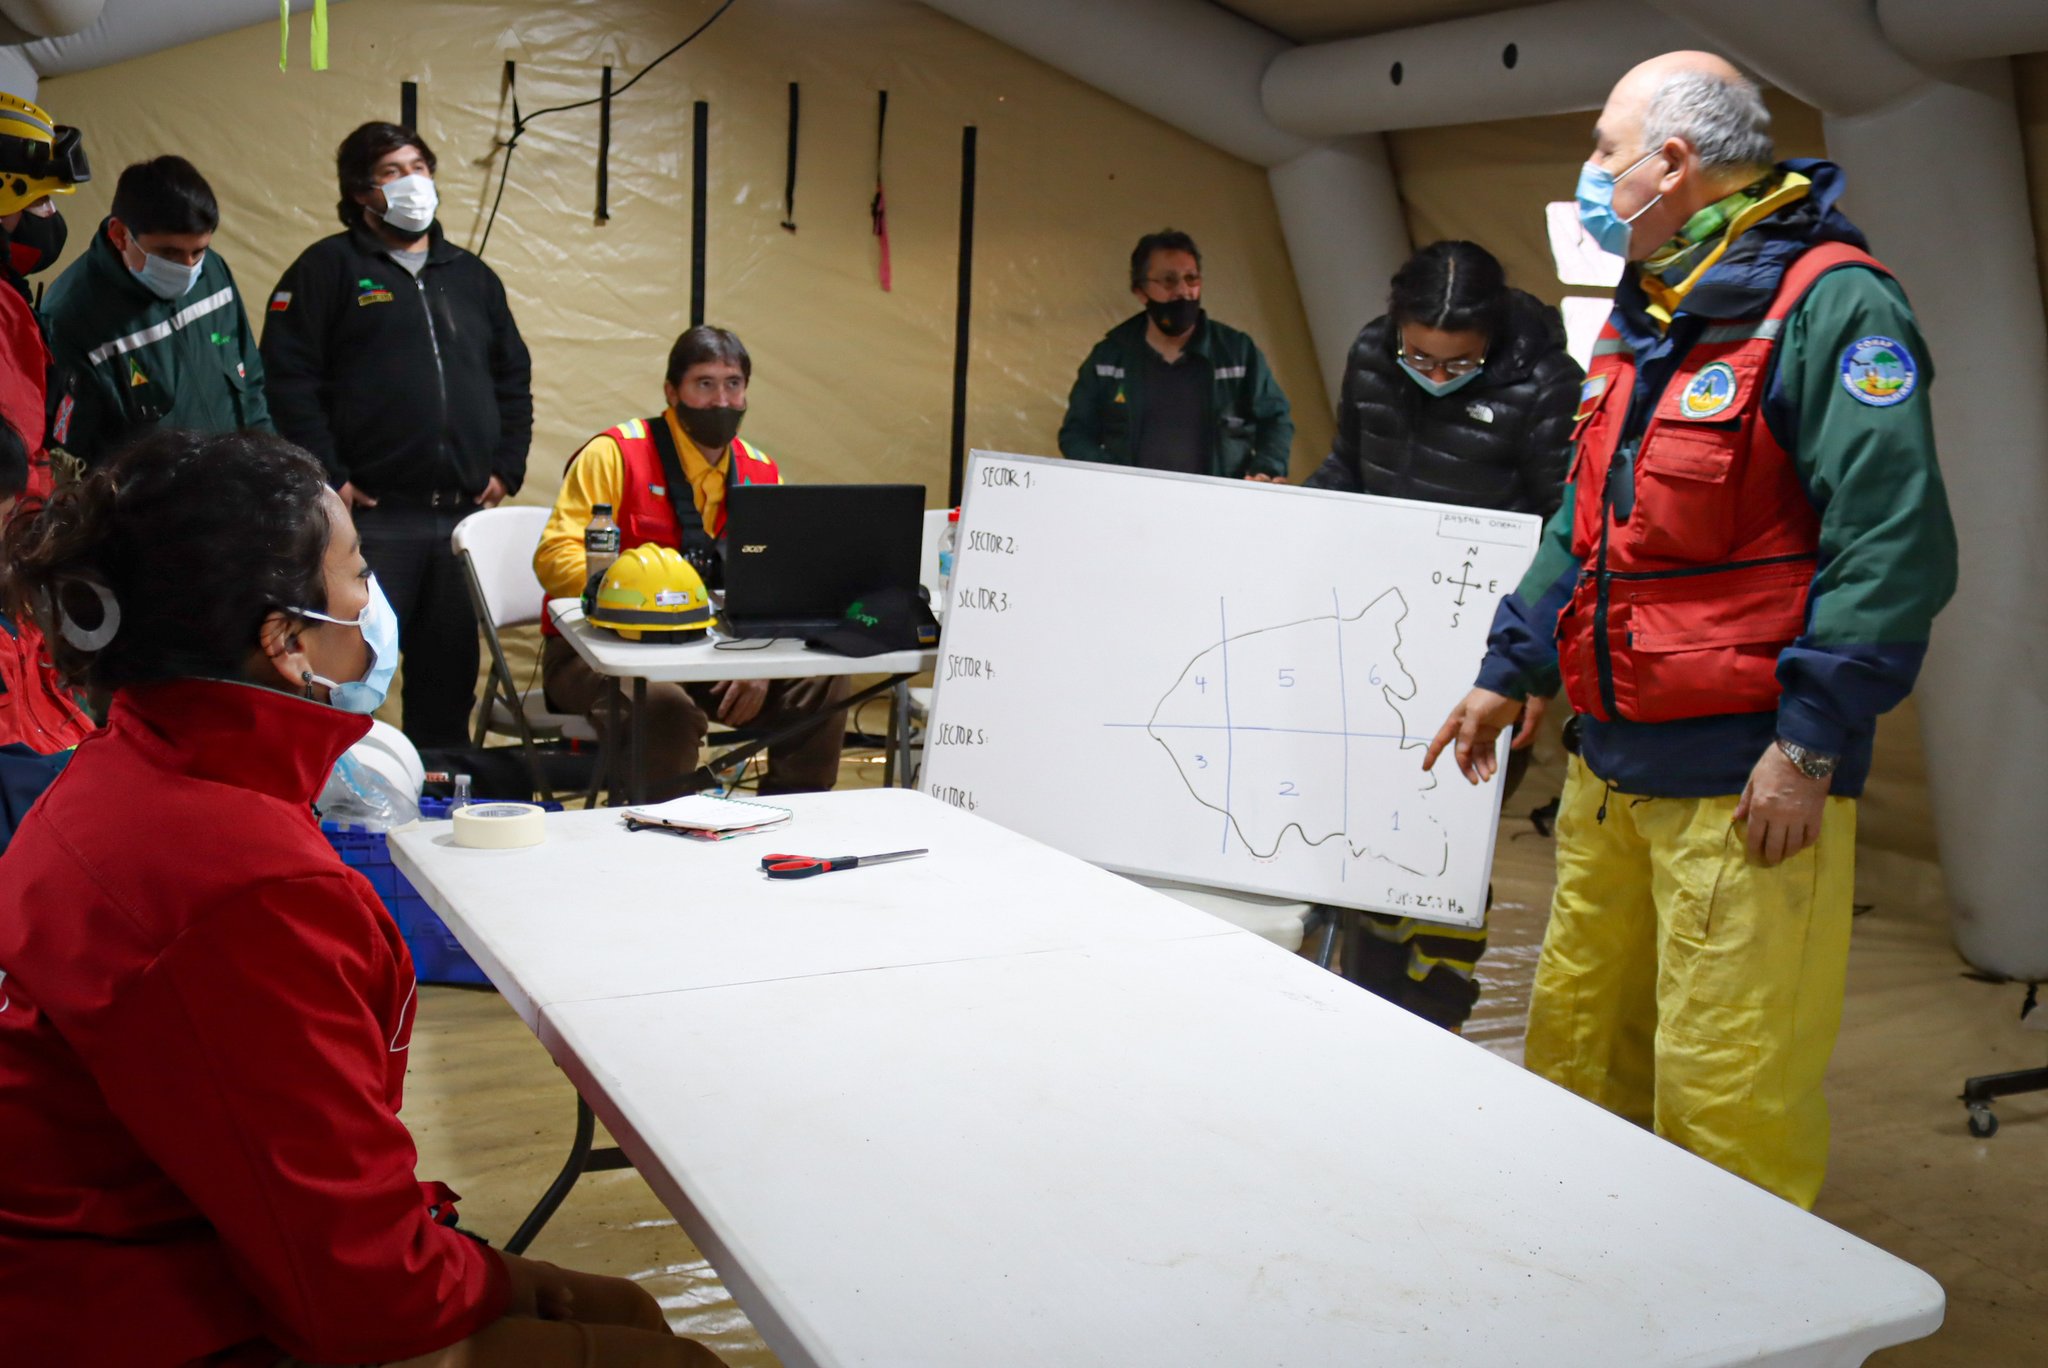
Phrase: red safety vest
[
  {"left": 1557, "top": 241, "right": 1887, "bottom": 724},
  {"left": 541, "top": 417, "right": 780, "bottom": 634},
  {"left": 0, "top": 612, "right": 92, "bottom": 753},
  {"left": 0, "top": 284, "right": 51, "bottom": 502}
]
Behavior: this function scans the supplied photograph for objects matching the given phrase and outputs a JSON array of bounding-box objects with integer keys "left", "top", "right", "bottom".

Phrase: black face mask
[
  {"left": 1145, "top": 296, "right": 1201, "bottom": 337},
  {"left": 677, "top": 404, "right": 745, "bottom": 450},
  {"left": 5, "top": 208, "right": 66, "bottom": 277}
]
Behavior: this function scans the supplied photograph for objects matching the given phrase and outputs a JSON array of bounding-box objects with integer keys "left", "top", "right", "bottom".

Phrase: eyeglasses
[
  {"left": 1398, "top": 347, "right": 1484, "bottom": 377},
  {"left": 1145, "top": 272, "right": 1201, "bottom": 292}
]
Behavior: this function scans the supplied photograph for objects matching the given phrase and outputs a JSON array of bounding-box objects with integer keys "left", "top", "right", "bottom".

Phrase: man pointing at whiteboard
[{"left": 1424, "top": 52, "right": 1954, "bottom": 1209}]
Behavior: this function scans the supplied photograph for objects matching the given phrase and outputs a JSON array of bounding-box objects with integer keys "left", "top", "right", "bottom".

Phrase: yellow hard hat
[
  {"left": 0, "top": 92, "right": 88, "bottom": 216},
  {"left": 586, "top": 544, "right": 713, "bottom": 642}
]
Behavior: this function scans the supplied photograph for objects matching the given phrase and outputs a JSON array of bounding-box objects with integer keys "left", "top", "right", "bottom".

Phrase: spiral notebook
[{"left": 622, "top": 793, "right": 792, "bottom": 835}]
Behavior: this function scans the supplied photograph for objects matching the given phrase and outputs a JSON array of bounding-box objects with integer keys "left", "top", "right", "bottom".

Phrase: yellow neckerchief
[
  {"left": 663, "top": 407, "right": 729, "bottom": 535},
  {"left": 1639, "top": 170, "right": 1811, "bottom": 330}
]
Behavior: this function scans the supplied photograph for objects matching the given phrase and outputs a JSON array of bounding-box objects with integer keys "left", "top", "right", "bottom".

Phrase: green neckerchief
[{"left": 1642, "top": 175, "right": 1780, "bottom": 286}]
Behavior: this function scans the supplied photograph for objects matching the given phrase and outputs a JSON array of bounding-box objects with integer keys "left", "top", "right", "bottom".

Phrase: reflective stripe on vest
[
  {"left": 1557, "top": 241, "right": 1889, "bottom": 725},
  {"left": 538, "top": 421, "right": 781, "bottom": 636}
]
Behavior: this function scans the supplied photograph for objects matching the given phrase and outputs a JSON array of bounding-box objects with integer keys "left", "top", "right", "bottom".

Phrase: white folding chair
[{"left": 451, "top": 507, "right": 598, "bottom": 801}]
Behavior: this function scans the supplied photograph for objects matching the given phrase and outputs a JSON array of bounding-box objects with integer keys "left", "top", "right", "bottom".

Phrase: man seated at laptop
[{"left": 536, "top": 326, "right": 849, "bottom": 797}]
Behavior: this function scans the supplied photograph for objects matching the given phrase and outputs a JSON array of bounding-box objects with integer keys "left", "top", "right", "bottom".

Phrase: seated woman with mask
[
  {"left": 0, "top": 430, "right": 722, "bottom": 1366},
  {"left": 1304, "top": 240, "right": 1583, "bottom": 1034}
]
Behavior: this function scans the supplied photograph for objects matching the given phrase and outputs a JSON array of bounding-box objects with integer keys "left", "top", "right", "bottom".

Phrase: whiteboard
[{"left": 923, "top": 453, "right": 1541, "bottom": 926}]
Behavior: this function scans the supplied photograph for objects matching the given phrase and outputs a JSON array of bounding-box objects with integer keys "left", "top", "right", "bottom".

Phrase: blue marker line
[
  {"left": 1219, "top": 596, "right": 1234, "bottom": 854},
  {"left": 1108, "top": 722, "right": 1408, "bottom": 742},
  {"left": 1334, "top": 587, "right": 1350, "bottom": 846}
]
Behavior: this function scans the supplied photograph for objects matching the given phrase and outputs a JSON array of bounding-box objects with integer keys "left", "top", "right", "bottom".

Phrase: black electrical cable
[{"left": 476, "top": 0, "right": 740, "bottom": 258}]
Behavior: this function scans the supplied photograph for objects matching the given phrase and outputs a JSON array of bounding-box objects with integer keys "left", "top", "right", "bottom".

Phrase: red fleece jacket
[{"left": 0, "top": 678, "right": 508, "bottom": 1364}]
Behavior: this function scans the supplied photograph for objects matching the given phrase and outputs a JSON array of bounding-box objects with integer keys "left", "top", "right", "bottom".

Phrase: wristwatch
[{"left": 1776, "top": 738, "right": 1839, "bottom": 781}]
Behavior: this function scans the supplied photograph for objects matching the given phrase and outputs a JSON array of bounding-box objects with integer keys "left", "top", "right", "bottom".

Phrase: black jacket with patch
[{"left": 259, "top": 222, "right": 532, "bottom": 497}]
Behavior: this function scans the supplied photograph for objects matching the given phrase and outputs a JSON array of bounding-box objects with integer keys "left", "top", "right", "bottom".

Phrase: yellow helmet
[
  {"left": 0, "top": 92, "right": 88, "bottom": 216},
  {"left": 586, "top": 544, "right": 713, "bottom": 642}
]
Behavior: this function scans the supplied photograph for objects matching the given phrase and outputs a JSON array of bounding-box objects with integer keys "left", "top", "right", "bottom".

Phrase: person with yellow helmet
[
  {"left": 536, "top": 326, "right": 851, "bottom": 799},
  {"left": 0, "top": 90, "right": 89, "bottom": 502}
]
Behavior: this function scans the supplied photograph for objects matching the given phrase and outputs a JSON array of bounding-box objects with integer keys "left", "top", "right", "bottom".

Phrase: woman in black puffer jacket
[
  {"left": 1307, "top": 241, "right": 1582, "bottom": 1034},
  {"left": 1305, "top": 240, "right": 1582, "bottom": 517}
]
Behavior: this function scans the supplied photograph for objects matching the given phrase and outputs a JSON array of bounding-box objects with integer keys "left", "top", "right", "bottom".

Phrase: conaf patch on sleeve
[
  {"left": 1838, "top": 335, "right": 1918, "bottom": 408},
  {"left": 1574, "top": 372, "right": 1609, "bottom": 421}
]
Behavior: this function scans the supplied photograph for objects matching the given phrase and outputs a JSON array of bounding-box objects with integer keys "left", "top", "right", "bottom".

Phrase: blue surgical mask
[
  {"left": 1399, "top": 356, "right": 1483, "bottom": 398},
  {"left": 1575, "top": 150, "right": 1665, "bottom": 260},
  {"left": 129, "top": 248, "right": 205, "bottom": 301},
  {"left": 296, "top": 575, "right": 400, "bottom": 714}
]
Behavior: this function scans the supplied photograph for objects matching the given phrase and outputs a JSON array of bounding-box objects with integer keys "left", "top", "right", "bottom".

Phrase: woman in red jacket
[{"left": 0, "top": 429, "right": 721, "bottom": 1366}]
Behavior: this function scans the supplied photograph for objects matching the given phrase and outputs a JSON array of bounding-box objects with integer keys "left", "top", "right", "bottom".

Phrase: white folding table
[
  {"left": 545, "top": 599, "right": 936, "bottom": 801},
  {"left": 389, "top": 790, "right": 1943, "bottom": 1367}
]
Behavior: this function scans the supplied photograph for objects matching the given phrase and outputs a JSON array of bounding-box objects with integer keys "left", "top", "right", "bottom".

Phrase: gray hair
[{"left": 1643, "top": 70, "right": 1774, "bottom": 171}]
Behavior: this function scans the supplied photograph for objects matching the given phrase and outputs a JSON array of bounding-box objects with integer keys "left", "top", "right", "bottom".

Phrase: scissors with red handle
[{"left": 760, "top": 848, "right": 929, "bottom": 879}]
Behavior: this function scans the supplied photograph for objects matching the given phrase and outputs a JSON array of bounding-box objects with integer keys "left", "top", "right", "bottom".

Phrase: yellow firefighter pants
[{"left": 1524, "top": 755, "right": 1856, "bottom": 1209}]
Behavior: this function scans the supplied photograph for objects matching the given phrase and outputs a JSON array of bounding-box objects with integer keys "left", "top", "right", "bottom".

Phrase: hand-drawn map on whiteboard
[
  {"left": 923, "top": 453, "right": 1542, "bottom": 926},
  {"left": 1148, "top": 589, "right": 1446, "bottom": 876}
]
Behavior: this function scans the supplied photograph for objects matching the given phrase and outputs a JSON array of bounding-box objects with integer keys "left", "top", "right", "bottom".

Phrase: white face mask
[
  {"left": 373, "top": 172, "right": 438, "bottom": 235},
  {"left": 128, "top": 248, "right": 205, "bottom": 301}
]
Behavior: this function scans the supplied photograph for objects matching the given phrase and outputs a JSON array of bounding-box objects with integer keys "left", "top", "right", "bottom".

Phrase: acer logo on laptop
[{"left": 740, "top": 543, "right": 768, "bottom": 553}]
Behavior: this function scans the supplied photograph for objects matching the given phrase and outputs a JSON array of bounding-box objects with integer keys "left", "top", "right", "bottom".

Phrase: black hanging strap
[
  {"left": 647, "top": 414, "right": 724, "bottom": 589},
  {"left": 780, "top": 82, "right": 800, "bottom": 232},
  {"left": 691, "top": 100, "right": 709, "bottom": 327},
  {"left": 400, "top": 80, "right": 418, "bottom": 131},
  {"left": 949, "top": 126, "right": 977, "bottom": 507},
  {"left": 596, "top": 66, "right": 613, "bottom": 223}
]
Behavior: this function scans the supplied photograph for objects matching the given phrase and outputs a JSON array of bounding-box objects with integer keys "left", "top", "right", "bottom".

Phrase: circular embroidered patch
[
  {"left": 1679, "top": 361, "right": 1739, "bottom": 419},
  {"left": 1839, "top": 336, "right": 1918, "bottom": 407}
]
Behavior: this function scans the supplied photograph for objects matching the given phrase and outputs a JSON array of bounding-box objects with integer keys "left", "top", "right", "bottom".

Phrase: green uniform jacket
[
  {"left": 42, "top": 220, "right": 271, "bottom": 468},
  {"left": 1058, "top": 311, "right": 1293, "bottom": 478}
]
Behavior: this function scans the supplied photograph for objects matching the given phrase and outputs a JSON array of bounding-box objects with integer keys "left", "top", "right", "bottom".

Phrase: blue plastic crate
[{"left": 321, "top": 797, "right": 560, "bottom": 987}]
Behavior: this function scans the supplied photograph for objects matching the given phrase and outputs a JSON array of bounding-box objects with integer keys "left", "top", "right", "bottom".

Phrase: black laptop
[{"left": 720, "top": 483, "right": 926, "bottom": 639}]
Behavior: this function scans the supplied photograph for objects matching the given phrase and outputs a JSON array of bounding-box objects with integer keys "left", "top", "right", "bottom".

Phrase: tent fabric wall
[
  {"left": 35, "top": 0, "right": 1336, "bottom": 508},
  {"left": 2018, "top": 53, "right": 2048, "bottom": 327}
]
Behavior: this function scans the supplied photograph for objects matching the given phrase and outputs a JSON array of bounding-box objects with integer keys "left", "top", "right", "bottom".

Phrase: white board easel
[{"left": 923, "top": 453, "right": 1541, "bottom": 926}]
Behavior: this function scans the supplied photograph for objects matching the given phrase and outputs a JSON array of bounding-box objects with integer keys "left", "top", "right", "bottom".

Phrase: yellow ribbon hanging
[{"left": 280, "top": 0, "right": 330, "bottom": 72}]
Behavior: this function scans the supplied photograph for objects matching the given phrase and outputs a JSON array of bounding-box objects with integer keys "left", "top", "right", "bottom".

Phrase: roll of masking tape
[{"left": 452, "top": 802, "right": 547, "bottom": 850}]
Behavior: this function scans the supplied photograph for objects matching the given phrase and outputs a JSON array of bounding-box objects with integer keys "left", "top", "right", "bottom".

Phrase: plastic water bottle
[
  {"left": 450, "top": 773, "right": 473, "bottom": 815},
  {"left": 936, "top": 508, "right": 960, "bottom": 610},
  {"left": 585, "top": 503, "right": 622, "bottom": 582}
]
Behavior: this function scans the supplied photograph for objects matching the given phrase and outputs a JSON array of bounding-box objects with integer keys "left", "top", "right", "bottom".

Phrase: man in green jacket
[
  {"left": 1059, "top": 229, "right": 1292, "bottom": 481},
  {"left": 43, "top": 155, "right": 269, "bottom": 468}
]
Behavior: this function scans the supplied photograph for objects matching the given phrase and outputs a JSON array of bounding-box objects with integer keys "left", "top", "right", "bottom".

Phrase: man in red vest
[
  {"left": 1425, "top": 52, "right": 1956, "bottom": 1209},
  {"left": 0, "top": 414, "right": 91, "bottom": 755},
  {"left": 537, "top": 327, "right": 849, "bottom": 798},
  {"left": 0, "top": 91, "right": 89, "bottom": 503}
]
